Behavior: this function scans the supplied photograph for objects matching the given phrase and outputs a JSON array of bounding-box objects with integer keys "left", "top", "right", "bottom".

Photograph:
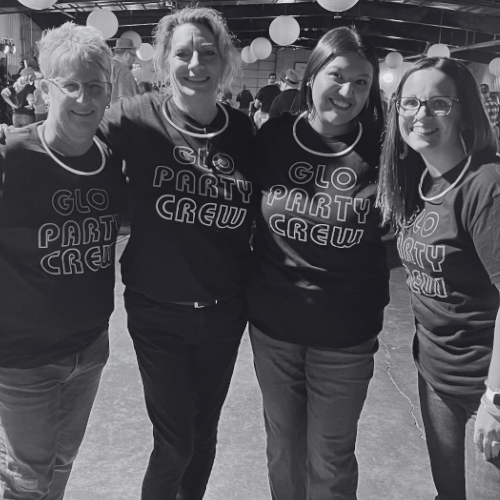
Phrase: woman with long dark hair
[
  {"left": 377, "top": 56, "right": 500, "bottom": 499},
  {"left": 247, "top": 27, "right": 389, "bottom": 499}
]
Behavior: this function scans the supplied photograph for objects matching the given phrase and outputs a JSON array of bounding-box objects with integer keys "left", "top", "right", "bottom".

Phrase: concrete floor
[{"left": 63, "top": 236, "right": 437, "bottom": 500}]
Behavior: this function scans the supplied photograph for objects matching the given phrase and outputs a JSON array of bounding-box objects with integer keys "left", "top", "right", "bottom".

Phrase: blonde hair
[
  {"left": 152, "top": 7, "right": 240, "bottom": 90},
  {"left": 37, "top": 22, "right": 112, "bottom": 80}
]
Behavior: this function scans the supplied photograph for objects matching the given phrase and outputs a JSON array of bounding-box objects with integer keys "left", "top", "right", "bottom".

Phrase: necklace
[
  {"left": 418, "top": 156, "right": 472, "bottom": 202},
  {"left": 162, "top": 99, "right": 229, "bottom": 139},
  {"left": 38, "top": 124, "right": 105, "bottom": 176},
  {"left": 292, "top": 111, "right": 363, "bottom": 157}
]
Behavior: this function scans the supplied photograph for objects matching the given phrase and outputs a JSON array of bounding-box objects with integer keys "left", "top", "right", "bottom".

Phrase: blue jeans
[
  {"left": 0, "top": 331, "right": 109, "bottom": 500},
  {"left": 124, "top": 288, "right": 246, "bottom": 500},
  {"left": 250, "top": 325, "right": 378, "bottom": 500},
  {"left": 419, "top": 375, "right": 500, "bottom": 500}
]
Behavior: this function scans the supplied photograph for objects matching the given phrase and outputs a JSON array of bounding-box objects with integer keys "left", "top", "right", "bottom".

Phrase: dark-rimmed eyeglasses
[
  {"left": 396, "top": 96, "right": 459, "bottom": 117},
  {"left": 48, "top": 78, "right": 112, "bottom": 99}
]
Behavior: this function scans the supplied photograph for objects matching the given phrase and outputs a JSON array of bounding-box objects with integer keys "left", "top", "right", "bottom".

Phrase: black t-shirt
[
  {"left": 236, "top": 89, "right": 253, "bottom": 110},
  {"left": 255, "top": 84, "right": 281, "bottom": 113},
  {"left": 398, "top": 154, "right": 500, "bottom": 402},
  {"left": 0, "top": 123, "right": 126, "bottom": 367},
  {"left": 8, "top": 83, "right": 35, "bottom": 115},
  {"left": 269, "top": 89, "right": 299, "bottom": 119},
  {"left": 247, "top": 113, "right": 389, "bottom": 348},
  {"left": 99, "top": 93, "right": 257, "bottom": 303}
]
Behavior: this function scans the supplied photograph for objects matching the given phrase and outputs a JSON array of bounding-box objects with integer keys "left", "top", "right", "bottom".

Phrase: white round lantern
[
  {"left": 121, "top": 30, "right": 142, "bottom": 48},
  {"left": 385, "top": 51, "right": 403, "bottom": 69},
  {"left": 251, "top": 37, "right": 272, "bottom": 60},
  {"left": 17, "top": 0, "right": 57, "bottom": 9},
  {"left": 317, "top": 0, "right": 359, "bottom": 12},
  {"left": 427, "top": 43, "right": 450, "bottom": 58},
  {"left": 489, "top": 58, "right": 500, "bottom": 76},
  {"left": 87, "top": 9, "right": 119, "bottom": 40},
  {"left": 269, "top": 16, "right": 301, "bottom": 46},
  {"left": 241, "top": 46, "right": 257, "bottom": 64},
  {"left": 137, "top": 43, "right": 154, "bottom": 61}
]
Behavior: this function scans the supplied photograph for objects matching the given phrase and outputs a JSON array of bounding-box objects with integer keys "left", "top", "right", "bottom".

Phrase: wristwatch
[{"left": 485, "top": 386, "right": 500, "bottom": 407}]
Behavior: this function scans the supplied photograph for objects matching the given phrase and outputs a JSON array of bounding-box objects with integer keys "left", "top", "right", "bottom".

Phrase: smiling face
[
  {"left": 399, "top": 68, "right": 463, "bottom": 160},
  {"left": 309, "top": 52, "right": 373, "bottom": 136},
  {"left": 43, "top": 61, "right": 110, "bottom": 141},
  {"left": 167, "top": 22, "right": 223, "bottom": 106}
]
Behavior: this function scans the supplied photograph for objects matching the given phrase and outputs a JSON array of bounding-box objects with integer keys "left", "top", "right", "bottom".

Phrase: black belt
[{"left": 172, "top": 300, "right": 219, "bottom": 309}]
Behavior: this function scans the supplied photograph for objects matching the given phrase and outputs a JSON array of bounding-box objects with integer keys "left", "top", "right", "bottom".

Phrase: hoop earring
[{"left": 399, "top": 141, "right": 408, "bottom": 160}]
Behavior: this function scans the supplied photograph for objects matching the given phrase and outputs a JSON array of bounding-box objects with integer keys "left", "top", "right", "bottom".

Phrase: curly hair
[
  {"left": 152, "top": 7, "right": 240, "bottom": 91},
  {"left": 37, "top": 22, "right": 112, "bottom": 81}
]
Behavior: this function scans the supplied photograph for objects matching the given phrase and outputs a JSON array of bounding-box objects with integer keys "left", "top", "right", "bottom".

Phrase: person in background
[
  {"left": 254, "top": 72, "right": 280, "bottom": 128},
  {"left": 377, "top": 56, "right": 500, "bottom": 500},
  {"left": 109, "top": 37, "right": 139, "bottom": 106},
  {"left": 0, "top": 22, "right": 125, "bottom": 500},
  {"left": 268, "top": 68, "right": 300, "bottom": 119},
  {"left": 248, "top": 26, "right": 388, "bottom": 500},
  {"left": 99, "top": 7, "right": 255, "bottom": 500},
  {"left": 480, "top": 83, "right": 499, "bottom": 138},
  {"left": 1, "top": 67, "right": 36, "bottom": 127},
  {"left": 32, "top": 71, "right": 49, "bottom": 121},
  {"left": 236, "top": 84, "right": 253, "bottom": 115}
]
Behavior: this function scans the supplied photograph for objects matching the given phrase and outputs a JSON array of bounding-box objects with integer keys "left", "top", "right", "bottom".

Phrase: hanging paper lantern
[
  {"left": 241, "top": 46, "right": 257, "bottom": 64},
  {"left": 427, "top": 43, "right": 450, "bottom": 58},
  {"left": 269, "top": 16, "right": 301, "bottom": 46},
  {"left": 120, "top": 30, "right": 142, "bottom": 48},
  {"left": 87, "top": 9, "right": 119, "bottom": 40},
  {"left": 17, "top": 0, "right": 57, "bottom": 9},
  {"left": 489, "top": 58, "right": 500, "bottom": 76},
  {"left": 317, "top": 0, "right": 359, "bottom": 12},
  {"left": 137, "top": 43, "right": 154, "bottom": 61},
  {"left": 385, "top": 51, "right": 403, "bottom": 69},
  {"left": 251, "top": 38, "right": 272, "bottom": 60}
]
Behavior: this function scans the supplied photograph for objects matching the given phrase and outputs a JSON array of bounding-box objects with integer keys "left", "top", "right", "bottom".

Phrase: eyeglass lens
[
  {"left": 52, "top": 79, "right": 111, "bottom": 98},
  {"left": 398, "top": 96, "right": 455, "bottom": 116}
]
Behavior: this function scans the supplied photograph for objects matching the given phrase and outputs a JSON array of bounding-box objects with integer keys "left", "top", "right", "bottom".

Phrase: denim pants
[
  {"left": 0, "top": 331, "right": 109, "bottom": 500},
  {"left": 11, "top": 114, "right": 34, "bottom": 128},
  {"left": 250, "top": 325, "right": 378, "bottom": 500},
  {"left": 124, "top": 288, "right": 246, "bottom": 500},
  {"left": 418, "top": 375, "right": 500, "bottom": 500}
]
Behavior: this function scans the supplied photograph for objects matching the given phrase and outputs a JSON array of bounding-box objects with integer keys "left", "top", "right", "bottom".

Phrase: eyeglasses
[
  {"left": 396, "top": 96, "right": 459, "bottom": 117},
  {"left": 48, "top": 78, "right": 112, "bottom": 99}
]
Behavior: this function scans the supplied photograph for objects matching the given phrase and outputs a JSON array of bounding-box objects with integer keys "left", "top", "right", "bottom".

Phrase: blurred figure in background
[
  {"left": 138, "top": 80, "right": 153, "bottom": 94},
  {"left": 254, "top": 72, "right": 280, "bottom": 128},
  {"left": 268, "top": 68, "right": 300, "bottom": 119},
  {"left": 236, "top": 84, "right": 253, "bottom": 115},
  {"left": 109, "top": 37, "right": 139, "bottom": 106},
  {"left": 1, "top": 67, "right": 36, "bottom": 127},
  {"left": 32, "top": 71, "right": 49, "bottom": 121}
]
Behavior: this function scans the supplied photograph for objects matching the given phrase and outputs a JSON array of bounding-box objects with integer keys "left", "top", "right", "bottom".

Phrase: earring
[
  {"left": 399, "top": 141, "right": 408, "bottom": 160},
  {"left": 105, "top": 104, "right": 110, "bottom": 109}
]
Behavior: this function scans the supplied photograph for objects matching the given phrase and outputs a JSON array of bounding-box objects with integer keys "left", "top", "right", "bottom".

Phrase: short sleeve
[{"left": 472, "top": 193, "right": 500, "bottom": 283}]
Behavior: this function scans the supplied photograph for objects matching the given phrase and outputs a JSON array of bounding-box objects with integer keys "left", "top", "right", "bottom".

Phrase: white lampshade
[
  {"left": 121, "top": 30, "right": 142, "bottom": 48},
  {"left": 251, "top": 37, "right": 272, "bottom": 60},
  {"left": 241, "top": 46, "right": 257, "bottom": 64},
  {"left": 385, "top": 51, "right": 404, "bottom": 69},
  {"left": 87, "top": 9, "right": 119, "bottom": 40},
  {"left": 489, "top": 58, "right": 500, "bottom": 76},
  {"left": 17, "top": 0, "right": 57, "bottom": 9},
  {"left": 269, "top": 16, "right": 301, "bottom": 46},
  {"left": 317, "top": 0, "right": 359, "bottom": 12},
  {"left": 427, "top": 43, "right": 450, "bottom": 58},
  {"left": 137, "top": 43, "right": 154, "bottom": 61}
]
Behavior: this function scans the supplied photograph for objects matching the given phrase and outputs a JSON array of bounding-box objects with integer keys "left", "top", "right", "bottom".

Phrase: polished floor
[{"left": 64, "top": 236, "right": 437, "bottom": 499}]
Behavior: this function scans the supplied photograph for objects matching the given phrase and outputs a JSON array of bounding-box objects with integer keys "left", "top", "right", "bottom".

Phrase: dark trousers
[{"left": 124, "top": 288, "right": 246, "bottom": 500}]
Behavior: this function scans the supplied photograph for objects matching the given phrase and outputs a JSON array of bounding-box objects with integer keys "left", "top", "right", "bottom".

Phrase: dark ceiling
[{"left": 2, "top": 0, "right": 500, "bottom": 64}]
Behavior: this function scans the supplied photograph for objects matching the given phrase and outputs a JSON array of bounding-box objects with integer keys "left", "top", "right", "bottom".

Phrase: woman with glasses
[
  {"left": 247, "top": 27, "right": 389, "bottom": 499},
  {"left": 0, "top": 23, "right": 125, "bottom": 500},
  {"left": 99, "top": 7, "right": 255, "bottom": 500},
  {"left": 377, "top": 57, "right": 500, "bottom": 499}
]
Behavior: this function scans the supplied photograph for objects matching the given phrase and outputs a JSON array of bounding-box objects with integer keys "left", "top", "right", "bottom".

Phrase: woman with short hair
[
  {"left": 247, "top": 26, "right": 389, "bottom": 499},
  {"left": 377, "top": 56, "right": 500, "bottom": 499},
  {"left": 99, "top": 7, "right": 255, "bottom": 500}
]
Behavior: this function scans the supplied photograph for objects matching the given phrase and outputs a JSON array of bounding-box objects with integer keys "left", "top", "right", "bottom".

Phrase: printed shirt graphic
[
  {"left": 0, "top": 124, "right": 126, "bottom": 367},
  {"left": 247, "top": 113, "right": 389, "bottom": 348},
  {"left": 99, "top": 93, "right": 256, "bottom": 303},
  {"left": 398, "top": 155, "right": 500, "bottom": 400}
]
